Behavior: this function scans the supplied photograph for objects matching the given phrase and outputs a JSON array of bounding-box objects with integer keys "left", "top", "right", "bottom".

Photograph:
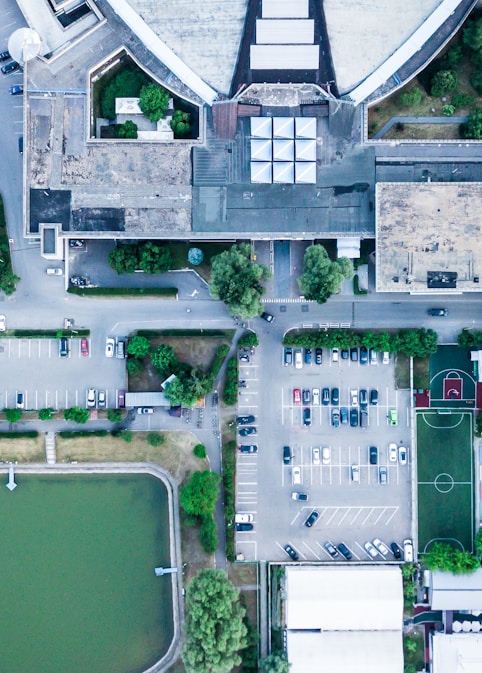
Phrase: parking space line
[
  {"left": 325, "top": 508, "right": 339, "bottom": 525},
  {"left": 349, "top": 545, "right": 361, "bottom": 560},
  {"left": 373, "top": 507, "right": 388, "bottom": 525},
  {"left": 337, "top": 508, "right": 351, "bottom": 526},
  {"left": 55, "top": 390, "right": 59, "bottom": 410},
  {"left": 28, "top": 341, "right": 31, "bottom": 358},
  {"left": 34, "top": 390, "right": 38, "bottom": 410},
  {"left": 302, "top": 541, "right": 320, "bottom": 559},
  {"left": 348, "top": 508, "right": 362, "bottom": 526},
  {"left": 361, "top": 508, "right": 375, "bottom": 526},
  {"left": 385, "top": 507, "right": 399, "bottom": 525},
  {"left": 354, "top": 541, "right": 367, "bottom": 558},
  {"left": 290, "top": 511, "right": 302, "bottom": 526}
]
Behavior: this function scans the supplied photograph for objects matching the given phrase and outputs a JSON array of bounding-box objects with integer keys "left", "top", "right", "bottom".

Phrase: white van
[
  {"left": 351, "top": 464, "right": 360, "bottom": 483},
  {"left": 294, "top": 349, "right": 303, "bottom": 369},
  {"left": 46, "top": 267, "right": 63, "bottom": 276},
  {"left": 403, "top": 539, "right": 414, "bottom": 562},
  {"left": 235, "top": 513, "right": 254, "bottom": 524}
]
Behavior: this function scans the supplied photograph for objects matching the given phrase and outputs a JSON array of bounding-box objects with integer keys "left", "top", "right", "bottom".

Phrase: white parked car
[
  {"left": 0, "top": 314, "right": 6, "bottom": 332},
  {"left": 292, "top": 466, "right": 301, "bottom": 485},
  {"left": 312, "top": 447, "right": 321, "bottom": 465},
  {"left": 105, "top": 337, "right": 115, "bottom": 358},
  {"left": 86, "top": 388, "right": 96, "bottom": 408},
  {"left": 364, "top": 541, "right": 378, "bottom": 559},
  {"left": 332, "top": 348, "right": 339, "bottom": 363},
  {"left": 382, "top": 351, "right": 390, "bottom": 364},
  {"left": 389, "top": 442, "right": 398, "bottom": 462},
  {"left": 322, "top": 447, "right": 331, "bottom": 465},
  {"left": 312, "top": 388, "right": 320, "bottom": 405},
  {"left": 373, "top": 538, "right": 390, "bottom": 557},
  {"left": 234, "top": 513, "right": 254, "bottom": 523},
  {"left": 403, "top": 538, "right": 414, "bottom": 562},
  {"left": 46, "top": 267, "right": 63, "bottom": 276},
  {"left": 350, "top": 388, "right": 358, "bottom": 407}
]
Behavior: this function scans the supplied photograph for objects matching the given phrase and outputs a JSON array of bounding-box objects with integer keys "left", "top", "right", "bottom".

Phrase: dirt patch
[
  {"left": 383, "top": 122, "right": 462, "bottom": 140},
  {"left": 0, "top": 436, "right": 45, "bottom": 462}
]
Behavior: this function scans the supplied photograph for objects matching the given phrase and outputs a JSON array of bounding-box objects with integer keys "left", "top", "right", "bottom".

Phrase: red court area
[{"left": 443, "top": 377, "right": 462, "bottom": 400}]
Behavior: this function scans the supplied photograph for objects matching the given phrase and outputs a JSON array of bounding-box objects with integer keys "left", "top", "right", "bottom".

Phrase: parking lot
[
  {"left": 0, "top": 337, "right": 127, "bottom": 410},
  {"left": 235, "top": 341, "right": 413, "bottom": 563}
]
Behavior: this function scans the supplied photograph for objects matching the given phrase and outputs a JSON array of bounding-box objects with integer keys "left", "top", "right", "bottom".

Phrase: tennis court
[{"left": 417, "top": 410, "right": 474, "bottom": 553}]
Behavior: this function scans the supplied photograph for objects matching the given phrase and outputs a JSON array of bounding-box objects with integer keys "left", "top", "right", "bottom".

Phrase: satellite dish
[{"left": 8, "top": 28, "right": 41, "bottom": 64}]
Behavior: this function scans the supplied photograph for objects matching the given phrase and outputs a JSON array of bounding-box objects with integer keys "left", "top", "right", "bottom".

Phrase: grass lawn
[
  {"left": 395, "top": 354, "right": 430, "bottom": 389},
  {"left": 167, "top": 241, "right": 238, "bottom": 282},
  {"left": 0, "top": 435, "right": 45, "bottom": 462}
]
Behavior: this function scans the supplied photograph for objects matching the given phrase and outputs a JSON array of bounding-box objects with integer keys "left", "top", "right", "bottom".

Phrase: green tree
[
  {"left": 106, "top": 408, "right": 124, "bottom": 423},
  {"left": 116, "top": 119, "right": 138, "bottom": 139},
  {"left": 240, "top": 609, "right": 259, "bottom": 673},
  {"left": 151, "top": 343, "right": 177, "bottom": 377},
  {"left": 451, "top": 93, "right": 474, "bottom": 110},
  {"left": 164, "top": 376, "right": 197, "bottom": 407},
  {"left": 399, "top": 86, "right": 423, "bottom": 107},
  {"left": 461, "top": 108, "right": 482, "bottom": 138},
  {"left": 193, "top": 443, "right": 207, "bottom": 459},
  {"left": 298, "top": 245, "right": 353, "bottom": 304},
  {"left": 209, "top": 243, "right": 271, "bottom": 318},
  {"left": 38, "top": 407, "right": 55, "bottom": 421},
  {"left": 440, "top": 45, "right": 464, "bottom": 70},
  {"left": 127, "top": 335, "right": 151, "bottom": 359},
  {"left": 170, "top": 109, "right": 192, "bottom": 137},
  {"left": 182, "top": 568, "right": 247, "bottom": 673},
  {"left": 474, "top": 527, "right": 482, "bottom": 556},
  {"left": 138, "top": 242, "right": 173, "bottom": 274},
  {"left": 458, "top": 328, "right": 482, "bottom": 348},
  {"left": 404, "top": 664, "right": 417, "bottom": 673},
  {"left": 430, "top": 70, "right": 457, "bottom": 97},
  {"left": 463, "top": 18, "right": 482, "bottom": 51},
  {"left": 443, "top": 104, "right": 455, "bottom": 116},
  {"left": 188, "top": 247, "right": 204, "bottom": 265},
  {"left": 238, "top": 332, "right": 259, "bottom": 348},
  {"left": 424, "top": 541, "right": 480, "bottom": 574},
  {"left": 146, "top": 431, "right": 164, "bottom": 447},
  {"left": 112, "top": 429, "right": 133, "bottom": 443},
  {"left": 126, "top": 357, "right": 144, "bottom": 376},
  {"left": 4, "top": 408, "right": 22, "bottom": 422},
  {"left": 180, "top": 470, "right": 220, "bottom": 518},
  {"left": 259, "top": 651, "right": 291, "bottom": 673},
  {"left": 100, "top": 65, "right": 150, "bottom": 119},
  {"left": 63, "top": 406, "right": 90, "bottom": 424},
  {"left": 470, "top": 71, "right": 482, "bottom": 96},
  {"left": 108, "top": 244, "right": 139, "bottom": 274},
  {"left": 199, "top": 515, "right": 218, "bottom": 553},
  {"left": 138, "top": 83, "right": 170, "bottom": 122}
]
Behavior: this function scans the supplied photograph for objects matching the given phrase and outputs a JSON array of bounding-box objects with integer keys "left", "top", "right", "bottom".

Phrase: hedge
[
  {"left": 0, "top": 329, "right": 90, "bottom": 339},
  {"left": 136, "top": 329, "right": 228, "bottom": 338},
  {"left": 353, "top": 273, "right": 368, "bottom": 295},
  {"left": 223, "top": 358, "right": 238, "bottom": 406},
  {"left": 59, "top": 430, "right": 109, "bottom": 438},
  {"left": 222, "top": 440, "right": 237, "bottom": 561},
  {"left": 68, "top": 286, "right": 178, "bottom": 297},
  {"left": 0, "top": 431, "right": 38, "bottom": 438}
]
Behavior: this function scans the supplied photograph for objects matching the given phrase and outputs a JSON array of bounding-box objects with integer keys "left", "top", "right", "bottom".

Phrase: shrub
[
  {"left": 116, "top": 119, "right": 138, "bottom": 139},
  {"left": 170, "top": 109, "right": 192, "bottom": 137},
  {"left": 442, "top": 104, "right": 455, "bottom": 116},
  {"left": 68, "top": 286, "right": 177, "bottom": 297},
  {"left": 63, "top": 407, "right": 90, "bottom": 424},
  {"left": 461, "top": 108, "right": 482, "bottom": 139},
  {"left": 59, "top": 430, "right": 108, "bottom": 438},
  {"left": 0, "top": 430, "right": 38, "bottom": 438},
  {"left": 193, "top": 443, "right": 207, "bottom": 459},
  {"left": 430, "top": 70, "right": 457, "bottom": 97},
  {"left": 223, "top": 441, "right": 237, "bottom": 561},
  {"left": 400, "top": 86, "right": 423, "bottom": 107},
  {"left": 38, "top": 407, "right": 55, "bottom": 421},
  {"left": 223, "top": 358, "right": 238, "bottom": 406},
  {"left": 106, "top": 408, "right": 124, "bottom": 423},
  {"left": 199, "top": 515, "right": 218, "bottom": 553},
  {"left": 463, "top": 18, "right": 482, "bottom": 52},
  {"left": 440, "top": 45, "right": 463, "bottom": 70},
  {"left": 146, "top": 431, "right": 165, "bottom": 447},
  {"left": 470, "top": 70, "right": 482, "bottom": 96},
  {"left": 353, "top": 273, "right": 368, "bottom": 295},
  {"left": 188, "top": 247, "right": 204, "bottom": 266},
  {"left": 112, "top": 429, "right": 133, "bottom": 443},
  {"left": 451, "top": 93, "right": 474, "bottom": 110},
  {"left": 475, "top": 410, "right": 482, "bottom": 438},
  {"left": 238, "top": 332, "right": 259, "bottom": 348},
  {"left": 126, "top": 357, "right": 143, "bottom": 376},
  {"left": 138, "top": 83, "right": 170, "bottom": 122},
  {"left": 127, "top": 335, "right": 151, "bottom": 358}
]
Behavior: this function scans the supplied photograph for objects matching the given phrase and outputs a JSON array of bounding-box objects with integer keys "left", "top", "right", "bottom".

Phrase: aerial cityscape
[{"left": 1, "top": 1, "right": 482, "bottom": 672}]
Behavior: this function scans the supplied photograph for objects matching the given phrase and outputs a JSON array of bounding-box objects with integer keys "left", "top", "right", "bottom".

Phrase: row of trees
[
  {"left": 3, "top": 406, "right": 125, "bottom": 424},
  {"left": 108, "top": 241, "right": 173, "bottom": 275},
  {"left": 283, "top": 327, "right": 438, "bottom": 358},
  {"left": 423, "top": 541, "right": 480, "bottom": 574}
]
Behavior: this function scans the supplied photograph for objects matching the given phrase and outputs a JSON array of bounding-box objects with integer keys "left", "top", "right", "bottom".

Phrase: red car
[
  {"left": 117, "top": 390, "right": 125, "bottom": 408},
  {"left": 80, "top": 338, "right": 89, "bottom": 356},
  {"left": 293, "top": 388, "right": 301, "bottom": 405}
]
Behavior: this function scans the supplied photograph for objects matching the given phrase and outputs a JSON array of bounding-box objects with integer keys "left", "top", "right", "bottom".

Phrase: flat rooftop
[{"left": 376, "top": 182, "right": 482, "bottom": 293}]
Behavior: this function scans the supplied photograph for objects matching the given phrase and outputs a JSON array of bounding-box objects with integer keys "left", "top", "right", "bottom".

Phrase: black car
[
  {"left": 427, "top": 308, "right": 447, "bottom": 316},
  {"left": 0, "top": 51, "right": 10, "bottom": 61},
  {"left": 303, "top": 408, "right": 311, "bottom": 426},
  {"left": 239, "top": 427, "right": 257, "bottom": 436},
  {"left": 331, "top": 387, "right": 339, "bottom": 405},
  {"left": 260, "top": 311, "right": 275, "bottom": 322},
  {"left": 69, "top": 239, "right": 85, "bottom": 248},
  {"left": 370, "top": 389, "right": 378, "bottom": 406},
  {"left": 369, "top": 446, "right": 378, "bottom": 465},
  {"left": 237, "top": 415, "right": 255, "bottom": 425},
  {"left": 302, "top": 388, "right": 310, "bottom": 404},
  {"left": 324, "top": 541, "right": 339, "bottom": 558},
  {"left": 350, "top": 408, "right": 358, "bottom": 427},
  {"left": 284, "top": 347, "right": 292, "bottom": 366},
  {"left": 238, "top": 445, "right": 258, "bottom": 453},
  {"left": 360, "top": 389, "right": 368, "bottom": 410},
  {"left": 236, "top": 523, "right": 254, "bottom": 531},
  {"left": 283, "top": 446, "right": 292, "bottom": 465},
  {"left": 350, "top": 348, "right": 358, "bottom": 362},
  {"left": 390, "top": 542, "right": 402, "bottom": 560},
  {"left": 337, "top": 543, "right": 353, "bottom": 560},
  {"left": 304, "top": 510, "right": 319, "bottom": 528},
  {"left": 322, "top": 388, "right": 330, "bottom": 405},
  {"left": 315, "top": 347, "right": 323, "bottom": 365},
  {"left": 304, "top": 348, "right": 312, "bottom": 364},
  {"left": 360, "top": 346, "right": 368, "bottom": 365},
  {"left": 284, "top": 544, "right": 299, "bottom": 561},
  {"left": 341, "top": 348, "right": 349, "bottom": 360},
  {"left": 291, "top": 492, "right": 308, "bottom": 501},
  {"left": 1, "top": 60, "right": 19, "bottom": 74}
]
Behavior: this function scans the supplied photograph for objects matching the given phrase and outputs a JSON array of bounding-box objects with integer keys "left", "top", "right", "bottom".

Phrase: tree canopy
[
  {"left": 150, "top": 344, "right": 177, "bottom": 378},
  {"left": 430, "top": 70, "right": 457, "bottom": 97},
  {"left": 463, "top": 17, "right": 482, "bottom": 51},
  {"left": 298, "top": 245, "right": 353, "bottom": 304},
  {"left": 461, "top": 108, "right": 482, "bottom": 139},
  {"left": 423, "top": 542, "right": 480, "bottom": 574},
  {"left": 127, "top": 335, "right": 151, "bottom": 359},
  {"left": 138, "top": 83, "right": 170, "bottom": 122},
  {"left": 209, "top": 243, "right": 271, "bottom": 318},
  {"left": 100, "top": 65, "right": 150, "bottom": 119},
  {"left": 182, "top": 569, "right": 247, "bottom": 673},
  {"left": 180, "top": 470, "right": 220, "bottom": 518},
  {"left": 170, "top": 109, "right": 192, "bottom": 137},
  {"left": 63, "top": 406, "right": 90, "bottom": 424},
  {"left": 116, "top": 119, "right": 138, "bottom": 139},
  {"left": 259, "top": 651, "right": 291, "bottom": 673}
]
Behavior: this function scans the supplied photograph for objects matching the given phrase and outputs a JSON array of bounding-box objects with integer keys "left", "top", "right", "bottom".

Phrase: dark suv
[
  {"left": 1, "top": 60, "right": 19, "bottom": 74},
  {"left": 283, "top": 446, "right": 292, "bottom": 465},
  {"left": 315, "top": 347, "right": 322, "bottom": 364},
  {"left": 284, "top": 544, "right": 299, "bottom": 561},
  {"left": 427, "top": 308, "right": 447, "bottom": 316},
  {"left": 59, "top": 337, "right": 69, "bottom": 358},
  {"left": 337, "top": 543, "right": 352, "bottom": 560},
  {"left": 304, "top": 510, "right": 319, "bottom": 528},
  {"left": 369, "top": 446, "right": 378, "bottom": 465}
]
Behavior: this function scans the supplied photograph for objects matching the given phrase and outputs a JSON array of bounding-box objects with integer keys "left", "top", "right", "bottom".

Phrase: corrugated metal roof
[
  {"left": 295, "top": 116, "right": 317, "bottom": 139},
  {"left": 262, "top": 0, "right": 309, "bottom": 19},
  {"left": 125, "top": 392, "right": 169, "bottom": 407},
  {"left": 251, "top": 139, "right": 272, "bottom": 161},
  {"left": 295, "top": 139, "right": 316, "bottom": 162},
  {"left": 295, "top": 161, "right": 316, "bottom": 184},
  {"left": 273, "top": 117, "right": 294, "bottom": 139},
  {"left": 273, "top": 161, "right": 294, "bottom": 184},
  {"left": 251, "top": 116, "right": 272, "bottom": 138},
  {"left": 250, "top": 161, "right": 272, "bottom": 183},
  {"left": 256, "top": 19, "right": 314, "bottom": 44},
  {"left": 273, "top": 139, "right": 294, "bottom": 162},
  {"left": 250, "top": 45, "right": 319, "bottom": 70}
]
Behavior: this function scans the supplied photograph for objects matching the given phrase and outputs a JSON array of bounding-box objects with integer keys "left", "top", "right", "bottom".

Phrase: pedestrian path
[
  {"left": 45, "top": 431, "right": 56, "bottom": 464},
  {"left": 373, "top": 116, "right": 468, "bottom": 140}
]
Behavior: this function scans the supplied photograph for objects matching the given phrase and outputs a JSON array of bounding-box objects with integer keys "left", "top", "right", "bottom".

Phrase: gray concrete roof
[{"left": 376, "top": 182, "right": 482, "bottom": 293}]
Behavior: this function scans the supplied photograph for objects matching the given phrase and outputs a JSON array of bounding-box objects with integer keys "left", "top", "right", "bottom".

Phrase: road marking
[
  {"left": 302, "top": 541, "right": 320, "bottom": 559},
  {"left": 337, "top": 508, "right": 351, "bottom": 526},
  {"left": 55, "top": 390, "right": 59, "bottom": 410},
  {"left": 361, "top": 508, "right": 375, "bottom": 525},
  {"left": 385, "top": 507, "right": 399, "bottom": 525},
  {"left": 373, "top": 507, "right": 388, "bottom": 525},
  {"left": 35, "top": 390, "right": 38, "bottom": 410},
  {"left": 325, "top": 508, "right": 339, "bottom": 525}
]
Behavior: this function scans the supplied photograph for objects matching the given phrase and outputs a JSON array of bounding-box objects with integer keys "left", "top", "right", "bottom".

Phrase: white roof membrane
[
  {"left": 295, "top": 139, "right": 316, "bottom": 161},
  {"left": 273, "top": 139, "right": 294, "bottom": 162},
  {"left": 273, "top": 117, "right": 294, "bottom": 138},
  {"left": 295, "top": 161, "right": 316, "bottom": 184},
  {"left": 262, "top": 0, "right": 309, "bottom": 19},
  {"left": 273, "top": 162, "right": 294, "bottom": 184},
  {"left": 250, "top": 117, "right": 272, "bottom": 138},
  {"left": 250, "top": 161, "right": 272, "bottom": 183},
  {"left": 295, "top": 117, "right": 317, "bottom": 139},
  {"left": 250, "top": 45, "right": 319, "bottom": 70},
  {"left": 256, "top": 19, "right": 314, "bottom": 44},
  {"left": 250, "top": 139, "right": 272, "bottom": 161}
]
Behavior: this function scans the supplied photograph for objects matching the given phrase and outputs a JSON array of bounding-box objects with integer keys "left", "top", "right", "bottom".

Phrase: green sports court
[{"left": 417, "top": 410, "right": 475, "bottom": 554}]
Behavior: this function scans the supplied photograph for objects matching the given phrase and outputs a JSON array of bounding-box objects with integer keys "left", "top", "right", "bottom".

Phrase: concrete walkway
[
  {"left": 373, "top": 115, "right": 469, "bottom": 139},
  {"left": 258, "top": 561, "right": 268, "bottom": 659}
]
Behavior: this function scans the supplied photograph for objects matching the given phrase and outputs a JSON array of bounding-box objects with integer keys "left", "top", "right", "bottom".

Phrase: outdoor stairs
[{"left": 45, "top": 431, "right": 56, "bottom": 464}]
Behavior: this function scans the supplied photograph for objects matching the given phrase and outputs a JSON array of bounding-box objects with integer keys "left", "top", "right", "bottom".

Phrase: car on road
[
  {"left": 1, "top": 60, "right": 19, "bottom": 74},
  {"left": 350, "top": 348, "right": 358, "bottom": 362},
  {"left": 283, "top": 446, "right": 292, "bottom": 465},
  {"left": 80, "top": 338, "right": 89, "bottom": 356},
  {"left": 350, "top": 408, "right": 358, "bottom": 427},
  {"left": 16, "top": 392, "right": 24, "bottom": 409},
  {"left": 284, "top": 544, "right": 299, "bottom": 561},
  {"left": 46, "top": 267, "right": 62, "bottom": 275},
  {"left": 341, "top": 348, "right": 349, "bottom": 360},
  {"left": 340, "top": 407, "right": 348, "bottom": 424},
  {"left": 312, "top": 388, "right": 320, "bottom": 405},
  {"left": 0, "top": 51, "right": 10, "bottom": 61},
  {"left": 360, "top": 389, "right": 368, "bottom": 409},
  {"left": 337, "top": 543, "right": 352, "bottom": 560},
  {"left": 239, "top": 352, "right": 249, "bottom": 362},
  {"left": 137, "top": 407, "right": 154, "bottom": 414},
  {"left": 332, "top": 348, "right": 339, "bottom": 362},
  {"left": 390, "top": 542, "right": 402, "bottom": 560},
  {"left": 294, "top": 349, "right": 303, "bottom": 369},
  {"left": 360, "top": 346, "right": 368, "bottom": 365},
  {"left": 97, "top": 390, "right": 106, "bottom": 408},
  {"left": 315, "top": 347, "right": 323, "bottom": 364},
  {"left": 373, "top": 538, "right": 390, "bottom": 557},
  {"left": 369, "top": 446, "right": 378, "bottom": 465},
  {"left": 8, "top": 85, "right": 23, "bottom": 95},
  {"left": 370, "top": 389, "right": 378, "bottom": 406},
  {"left": 382, "top": 351, "right": 390, "bottom": 364},
  {"left": 105, "top": 337, "right": 115, "bottom": 358},
  {"left": 370, "top": 348, "right": 378, "bottom": 364},
  {"left": 364, "top": 541, "right": 378, "bottom": 559},
  {"left": 403, "top": 538, "right": 414, "bottom": 562},
  {"left": 332, "top": 408, "right": 340, "bottom": 427},
  {"left": 235, "top": 513, "right": 254, "bottom": 523},
  {"left": 304, "top": 510, "right": 319, "bottom": 528},
  {"left": 291, "top": 491, "right": 308, "bottom": 501},
  {"left": 428, "top": 308, "right": 447, "bottom": 316},
  {"left": 69, "top": 239, "right": 85, "bottom": 248},
  {"left": 379, "top": 466, "right": 388, "bottom": 484},
  {"left": 239, "top": 444, "right": 258, "bottom": 453},
  {"left": 0, "top": 314, "right": 6, "bottom": 332},
  {"left": 302, "top": 388, "right": 310, "bottom": 404},
  {"left": 389, "top": 409, "right": 398, "bottom": 426},
  {"left": 292, "top": 466, "right": 301, "bottom": 485},
  {"left": 303, "top": 408, "right": 311, "bottom": 426},
  {"left": 322, "top": 446, "right": 331, "bottom": 465},
  {"left": 293, "top": 388, "right": 301, "bottom": 405},
  {"left": 117, "top": 390, "right": 125, "bottom": 407},
  {"left": 322, "top": 388, "right": 330, "bottom": 405},
  {"left": 86, "top": 388, "right": 96, "bottom": 408},
  {"left": 116, "top": 338, "right": 126, "bottom": 359},
  {"left": 350, "top": 388, "right": 358, "bottom": 407},
  {"left": 59, "top": 337, "right": 69, "bottom": 358},
  {"left": 239, "top": 426, "right": 256, "bottom": 436},
  {"left": 324, "top": 541, "right": 339, "bottom": 558},
  {"left": 398, "top": 446, "right": 408, "bottom": 465},
  {"left": 260, "top": 311, "right": 275, "bottom": 323},
  {"left": 284, "top": 347, "right": 292, "bottom": 366},
  {"left": 236, "top": 522, "right": 254, "bottom": 531},
  {"left": 389, "top": 442, "right": 398, "bottom": 462},
  {"left": 331, "top": 387, "right": 339, "bottom": 405},
  {"left": 304, "top": 348, "right": 312, "bottom": 364},
  {"left": 237, "top": 415, "right": 255, "bottom": 425},
  {"left": 312, "top": 447, "right": 320, "bottom": 465}
]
